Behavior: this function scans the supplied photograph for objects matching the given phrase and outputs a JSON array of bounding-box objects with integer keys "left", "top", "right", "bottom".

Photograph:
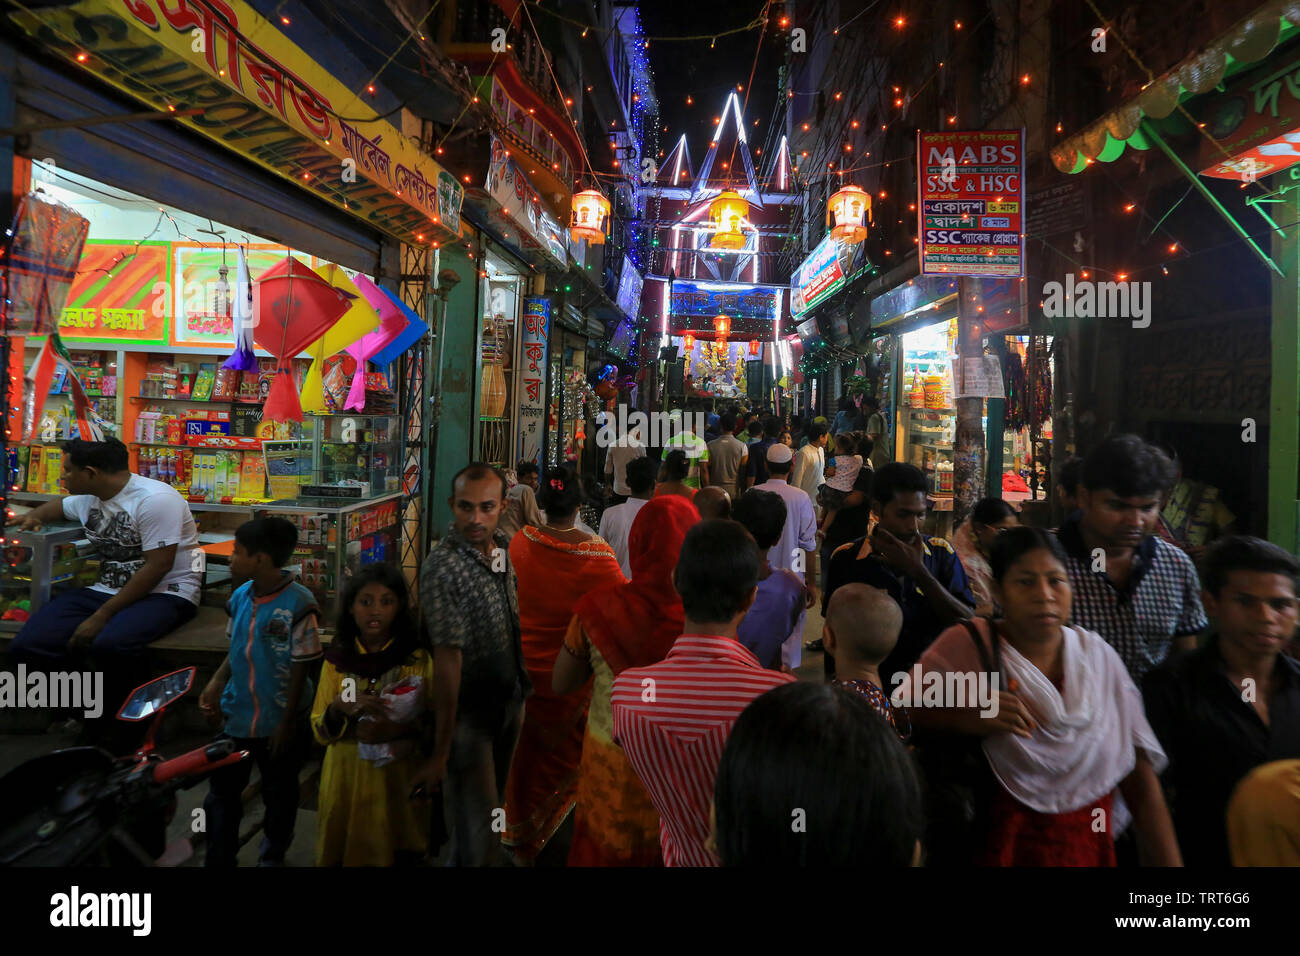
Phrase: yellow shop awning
[
  {"left": 9, "top": 0, "right": 465, "bottom": 246},
  {"left": 1052, "top": 0, "right": 1300, "bottom": 174}
]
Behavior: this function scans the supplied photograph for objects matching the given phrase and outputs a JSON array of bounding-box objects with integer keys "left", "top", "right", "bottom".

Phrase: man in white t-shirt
[
  {"left": 597, "top": 456, "right": 656, "bottom": 578},
  {"left": 14, "top": 438, "right": 201, "bottom": 663},
  {"left": 604, "top": 420, "right": 647, "bottom": 502},
  {"left": 791, "top": 420, "right": 828, "bottom": 510}
]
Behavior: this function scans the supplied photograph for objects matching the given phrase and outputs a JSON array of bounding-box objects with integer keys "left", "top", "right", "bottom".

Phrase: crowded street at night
[{"left": 0, "top": 0, "right": 1294, "bottom": 937}]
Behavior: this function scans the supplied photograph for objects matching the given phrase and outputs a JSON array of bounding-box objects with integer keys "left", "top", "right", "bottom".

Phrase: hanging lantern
[
  {"left": 748, "top": 339, "right": 760, "bottom": 356},
  {"left": 712, "top": 314, "right": 731, "bottom": 339},
  {"left": 683, "top": 332, "right": 695, "bottom": 352},
  {"left": 570, "top": 189, "right": 610, "bottom": 244},
  {"left": 709, "top": 189, "right": 749, "bottom": 249},
  {"left": 827, "top": 184, "right": 872, "bottom": 244}
]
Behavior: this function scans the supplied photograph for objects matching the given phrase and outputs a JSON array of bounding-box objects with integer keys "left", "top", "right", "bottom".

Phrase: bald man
[
  {"left": 823, "top": 583, "right": 910, "bottom": 740},
  {"left": 694, "top": 486, "right": 732, "bottom": 521}
]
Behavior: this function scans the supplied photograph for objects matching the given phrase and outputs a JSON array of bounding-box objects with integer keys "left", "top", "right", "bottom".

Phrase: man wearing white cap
[{"left": 751, "top": 441, "right": 818, "bottom": 669}]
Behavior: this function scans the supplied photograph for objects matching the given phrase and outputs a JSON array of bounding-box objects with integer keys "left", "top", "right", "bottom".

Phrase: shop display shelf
[{"left": 130, "top": 395, "right": 238, "bottom": 404}]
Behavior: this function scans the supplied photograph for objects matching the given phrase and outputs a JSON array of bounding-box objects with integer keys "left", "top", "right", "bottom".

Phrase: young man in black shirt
[{"left": 1143, "top": 536, "right": 1300, "bottom": 866}]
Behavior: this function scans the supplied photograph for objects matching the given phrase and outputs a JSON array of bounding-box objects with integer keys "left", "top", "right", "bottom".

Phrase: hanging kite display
[
  {"left": 368, "top": 287, "right": 428, "bottom": 368},
  {"left": 5, "top": 191, "right": 89, "bottom": 337},
  {"left": 221, "top": 246, "right": 257, "bottom": 372},
  {"left": 22, "top": 333, "right": 104, "bottom": 442},
  {"left": 299, "top": 263, "right": 380, "bottom": 414},
  {"left": 343, "top": 275, "right": 411, "bottom": 412},
  {"left": 253, "top": 255, "right": 353, "bottom": 421}
]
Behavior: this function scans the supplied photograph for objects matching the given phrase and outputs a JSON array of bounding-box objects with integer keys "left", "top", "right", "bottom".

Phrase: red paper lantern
[
  {"left": 748, "top": 339, "right": 760, "bottom": 356},
  {"left": 683, "top": 332, "right": 695, "bottom": 351},
  {"left": 713, "top": 314, "right": 731, "bottom": 338}
]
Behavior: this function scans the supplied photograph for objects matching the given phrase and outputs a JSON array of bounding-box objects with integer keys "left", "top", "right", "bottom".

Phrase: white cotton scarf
[{"left": 981, "top": 625, "right": 1167, "bottom": 828}]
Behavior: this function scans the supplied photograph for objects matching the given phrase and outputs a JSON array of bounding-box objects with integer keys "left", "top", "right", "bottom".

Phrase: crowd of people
[{"left": 9, "top": 411, "right": 1300, "bottom": 867}]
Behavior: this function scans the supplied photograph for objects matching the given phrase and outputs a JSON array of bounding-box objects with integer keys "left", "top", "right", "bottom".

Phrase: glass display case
[
  {"left": 1, "top": 522, "right": 97, "bottom": 633},
  {"left": 303, "top": 414, "right": 401, "bottom": 496},
  {"left": 256, "top": 493, "right": 401, "bottom": 623}
]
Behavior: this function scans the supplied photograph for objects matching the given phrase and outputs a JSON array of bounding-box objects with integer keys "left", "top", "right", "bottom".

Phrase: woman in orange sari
[
  {"left": 502, "top": 465, "right": 625, "bottom": 864},
  {"left": 552, "top": 495, "right": 700, "bottom": 865}
]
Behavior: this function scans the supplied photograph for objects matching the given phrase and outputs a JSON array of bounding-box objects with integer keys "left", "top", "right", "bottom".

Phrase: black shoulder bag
[{"left": 911, "top": 617, "right": 1004, "bottom": 867}]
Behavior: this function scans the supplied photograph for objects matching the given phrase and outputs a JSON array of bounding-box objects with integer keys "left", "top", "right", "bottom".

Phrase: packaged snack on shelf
[
  {"left": 237, "top": 452, "right": 266, "bottom": 501},
  {"left": 44, "top": 448, "right": 63, "bottom": 494},
  {"left": 211, "top": 366, "right": 239, "bottom": 402},
  {"left": 191, "top": 363, "right": 216, "bottom": 402}
]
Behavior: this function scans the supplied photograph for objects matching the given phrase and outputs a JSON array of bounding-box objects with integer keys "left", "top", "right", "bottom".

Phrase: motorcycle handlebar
[{"left": 151, "top": 741, "right": 249, "bottom": 784}]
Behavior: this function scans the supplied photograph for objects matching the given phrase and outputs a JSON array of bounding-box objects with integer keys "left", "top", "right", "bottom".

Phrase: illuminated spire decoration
[{"left": 690, "top": 91, "right": 763, "bottom": 208}]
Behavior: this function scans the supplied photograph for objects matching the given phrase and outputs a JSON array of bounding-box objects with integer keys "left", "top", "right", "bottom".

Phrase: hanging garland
[
  {"left": 1031, "top": 337, "right": 1053, "bottom": 432},
  {"left": 1004, "top": 347, "right": 1029, "bottom": 431}
]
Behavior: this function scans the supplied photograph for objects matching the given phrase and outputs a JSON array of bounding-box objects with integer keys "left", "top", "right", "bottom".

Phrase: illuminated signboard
[
  {"left": 791, "top": 234, "right": 846, "bottom": 317},
  {"left": 918, "top": 129, "right": 1025, "bottom": 277}
]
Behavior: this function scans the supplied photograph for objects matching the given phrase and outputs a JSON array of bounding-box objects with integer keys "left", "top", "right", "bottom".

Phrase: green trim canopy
[{"left": 1052, "top": 0, "right": 1300, "bottom": 174}]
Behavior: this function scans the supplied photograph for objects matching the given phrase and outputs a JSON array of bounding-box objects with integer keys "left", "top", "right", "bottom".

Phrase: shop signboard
[
  {"left": 12, "top": 0, "right": 465, "bottom": 246},
  {"left": 670, "top": 281, "right": 780, "bottom": 321},
  {"left": 870, "top": 275, "right": 958, "bottom": 328},
  {"left": 918, "top": 129, "right": 1025, "bottom": 277},
  {"left": 487, "top": 135, "right": 568, "bottom": 270},
  {"left": 1197, "top": 53, "right": 1300, "bottom": 180},
  {"left": 57, "top": 241, "right": 169, "bottom": 345},
  {"left": 518, "top": 296, "right": 551, "bottom": 469},
  {"left": 791, "top": 233, "right": 846, "bottom": 318}
]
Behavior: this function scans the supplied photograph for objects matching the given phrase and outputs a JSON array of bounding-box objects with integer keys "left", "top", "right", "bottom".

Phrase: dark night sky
[{"left": 640, "top": 1, "right": 784, "bottom": 171}]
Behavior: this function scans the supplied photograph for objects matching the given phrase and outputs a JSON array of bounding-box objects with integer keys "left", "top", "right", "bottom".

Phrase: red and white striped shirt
[{"left": 611, "top": 633, "right": 796, "bottom": 866}]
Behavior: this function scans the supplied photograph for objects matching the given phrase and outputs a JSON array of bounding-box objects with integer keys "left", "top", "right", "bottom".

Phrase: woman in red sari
[
  {"left": 502, "top": 465, "right": 625, "bottom": 864},
  {"left": 552, "top": 495, "right": 700, "bottom": 865}
]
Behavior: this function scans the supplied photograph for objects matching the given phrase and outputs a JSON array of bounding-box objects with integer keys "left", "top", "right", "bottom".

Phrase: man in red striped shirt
[{"left": 612, "top": 519, "right": 796, "bottom": 866}]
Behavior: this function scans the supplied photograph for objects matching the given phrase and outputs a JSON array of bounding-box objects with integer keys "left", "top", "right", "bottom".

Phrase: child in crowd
[
  {"left": 200, "top": 517, "right": 322, "bottom": 866},
  {"left": 822, "top": 582, "right": 910, "bottom": 741},
  {"left": 818, "top": 433, "right": 865, "bottom": 538},
  {"left": 311, "top": 564, "right": 435, "bottom": 866}
]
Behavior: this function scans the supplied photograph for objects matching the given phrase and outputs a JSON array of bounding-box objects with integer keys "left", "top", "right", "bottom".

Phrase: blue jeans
[{"left": 11, "top": 588, "right": 197, "bottom": 664}]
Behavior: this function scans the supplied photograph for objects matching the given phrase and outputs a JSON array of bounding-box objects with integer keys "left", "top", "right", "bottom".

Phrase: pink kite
[
  {"left": 253, "top": 255, "right": 354, "bottom": 421},
  {"left": 342, "top": 274, "right": 410, "bottom": 411}
]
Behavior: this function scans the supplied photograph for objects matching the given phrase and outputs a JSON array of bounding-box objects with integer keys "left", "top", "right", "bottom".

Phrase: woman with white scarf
[{"left": 902, "top": 526, "right": 1182, "bottom": 866}]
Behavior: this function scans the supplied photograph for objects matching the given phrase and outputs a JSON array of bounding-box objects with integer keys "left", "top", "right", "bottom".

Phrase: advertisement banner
[
  {"left": 518, "top": 297, "right": 551, "bottom": 469},
  {"left": 1197, "top": 54, "right": 1300, "bottom": 180},
  {"left": 790, "top": 233, "right": 847, "bottom": 317},
  {"left": 669, "top": 281, "right": 781, "bottom": 321},
  {"left": 11, "top": 0, "right": 464, "bottom": 245},
  {"left": 615, "top": 255, "right": 644, "bottom": 323},
  {"left": 170, "top": 244, "right": 288, "bottom": 347},
  {"left": 487, "top": 135, "right": 568, "bottom": 269},
  {"left": 918, "top": 129, "right": 1025, "bottom": 277},
  {"left": 57, "top": 241, "right": 169, "bottom": 344}
]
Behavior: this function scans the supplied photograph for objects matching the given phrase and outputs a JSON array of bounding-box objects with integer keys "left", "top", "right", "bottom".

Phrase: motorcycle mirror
[{"left": 116, "top": 667, "right": 196, "bottom": 722}]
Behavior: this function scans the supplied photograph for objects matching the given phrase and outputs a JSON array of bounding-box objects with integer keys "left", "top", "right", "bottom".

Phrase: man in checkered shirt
[{"left": 1053, "top": 435, "right": 1207, "bottom": 682}]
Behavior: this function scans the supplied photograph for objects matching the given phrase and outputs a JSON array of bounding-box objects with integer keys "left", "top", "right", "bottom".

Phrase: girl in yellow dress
[{"left": 312, "top": 564, "right": 434, "bottom": 866}]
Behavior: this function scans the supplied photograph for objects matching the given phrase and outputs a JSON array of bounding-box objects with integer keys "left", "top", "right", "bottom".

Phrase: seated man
[
  {"left": 15, "top": 437, "right": 201, "bottom": 669},
  {"left": 1143, "top": 535, "right": 1300, "bottom": 866}
]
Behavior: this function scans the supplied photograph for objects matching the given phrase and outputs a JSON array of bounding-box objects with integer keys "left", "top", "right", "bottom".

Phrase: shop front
[{"left": 1, "top": 0, "right": 464, "bottom": 628}]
